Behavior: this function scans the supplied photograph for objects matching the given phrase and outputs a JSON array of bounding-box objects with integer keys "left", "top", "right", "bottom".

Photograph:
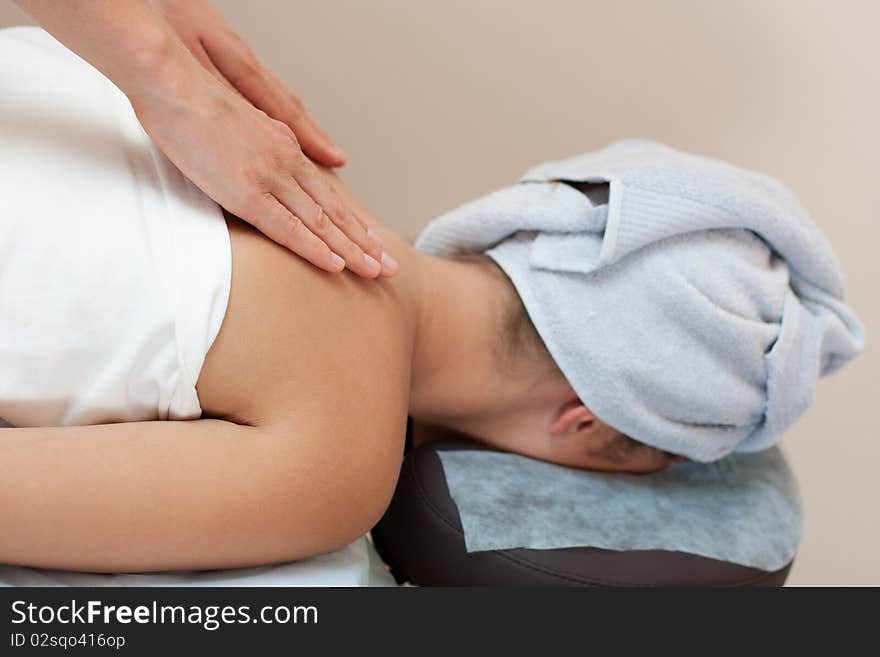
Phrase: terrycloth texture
[
  {"left": 416, "top": 140, "right": 865, "bottom": 461},
  {"left": 437, "top": 447, "right": 802, "bottom": 571}
]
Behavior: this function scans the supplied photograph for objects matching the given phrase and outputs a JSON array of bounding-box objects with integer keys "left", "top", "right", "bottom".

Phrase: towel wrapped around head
[{"left": 415, "top": 140, "right": 865, "bottom": 462}]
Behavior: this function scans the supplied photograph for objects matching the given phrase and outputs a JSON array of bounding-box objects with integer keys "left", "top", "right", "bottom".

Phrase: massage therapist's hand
[
  {"left": 131, "top": 39, "right": 394, "bottom": 278},
  {"left": 144, "top": 0, "right": 395, "bottom": 278},
  {"left": 149, "top": 0, "right": 346, "bottom": 170},
  {"left": 14, "top": 0, "right": 396, "bottom": 278}
]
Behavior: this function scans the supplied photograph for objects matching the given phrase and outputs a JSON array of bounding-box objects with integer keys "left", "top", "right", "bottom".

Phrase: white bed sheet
[{"left": 0, "top": 536, "right": 395, "bottom": 587}]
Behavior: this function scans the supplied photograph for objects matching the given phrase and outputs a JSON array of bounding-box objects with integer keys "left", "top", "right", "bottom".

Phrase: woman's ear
[{"left": 549, "top": 398, "right": 596, "bottom": 436}]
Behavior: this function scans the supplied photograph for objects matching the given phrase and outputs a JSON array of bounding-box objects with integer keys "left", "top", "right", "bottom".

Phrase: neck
[
  {"left": 404, "top": 250, "right": 517, "bottom": 426},
  {"left": 318, "top": 169, "right": 533, "bottom": 430}
]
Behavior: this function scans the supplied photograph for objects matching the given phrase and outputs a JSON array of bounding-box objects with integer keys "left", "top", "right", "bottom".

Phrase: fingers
[
  {"left": 281, "top": 146, "right": 387, "bottom": 267},
  {"left": 271, "top": 172, "right": 384, "bottom": 279},
  {"left": 247, "top": 193, "right": 346, "bottom": 274},
  {"left": 318, "top": 165, "right": 385, "bottom": 257},
  {"left": 190, "top": 31, "right": 396, "bottom": 278}
]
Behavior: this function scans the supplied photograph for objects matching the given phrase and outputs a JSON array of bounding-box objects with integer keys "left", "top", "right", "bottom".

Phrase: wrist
[{"left": 117, "top": 23, "right": 193, "bottom": 104}]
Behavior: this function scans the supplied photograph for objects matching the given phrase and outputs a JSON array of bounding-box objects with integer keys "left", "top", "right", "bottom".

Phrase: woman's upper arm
[{"left": 0, "top": 417, "right": 390, "bottom": 572}]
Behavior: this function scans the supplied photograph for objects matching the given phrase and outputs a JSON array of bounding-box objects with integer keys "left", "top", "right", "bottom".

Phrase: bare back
[{"left": 196, "top": 209, "right": 415, "bottom": 471}]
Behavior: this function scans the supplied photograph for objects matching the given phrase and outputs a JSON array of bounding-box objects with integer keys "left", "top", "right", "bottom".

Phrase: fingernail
[
  {"left": 380, "top": 252, "right": 399, "bottom": 275},
  {"left": 330, "top": 252, "right": 345, "bottom": 270},
  {"left": 366, "top": 227, "right": 382, "bottom": 245},
  {"left": 363, "top": 253, "right": 381, "bottom": 274},
  {"left": 332, "top": 145, "right": 347, "bottom": 160}
]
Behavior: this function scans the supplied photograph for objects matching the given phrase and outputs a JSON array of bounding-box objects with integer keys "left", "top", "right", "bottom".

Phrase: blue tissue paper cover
[{"left": 437, "top": 446, "right": 802, "bottom": 571}]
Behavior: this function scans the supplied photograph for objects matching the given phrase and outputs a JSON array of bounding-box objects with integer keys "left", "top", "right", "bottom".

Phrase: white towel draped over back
[{"left": 0, "top": 27, "right": 231, "bottom": 427}]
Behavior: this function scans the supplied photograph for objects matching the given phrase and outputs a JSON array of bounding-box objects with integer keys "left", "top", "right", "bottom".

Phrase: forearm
[
  {"left": 14, "top": 0, "right": 189, "bottom": 99},
  {"left": 0, "top": 419, "right": 349, "bottom": 572}
]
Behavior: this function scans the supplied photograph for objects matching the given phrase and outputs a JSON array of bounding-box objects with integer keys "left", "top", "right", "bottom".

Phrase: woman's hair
[
  {"left": 450, "top": 250, "right": 556, "bottom": 376},
  {"left": 451, "top": 250, "right": 679, "bottom": 465}
]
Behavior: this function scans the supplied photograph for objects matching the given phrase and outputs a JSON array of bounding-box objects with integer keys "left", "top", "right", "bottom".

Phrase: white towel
[
  {"left": 416, "top": 140, "right": 864, "bottom": 461},
  {"left": 0, "top": 27, "right": 231, "bottom": 427}
]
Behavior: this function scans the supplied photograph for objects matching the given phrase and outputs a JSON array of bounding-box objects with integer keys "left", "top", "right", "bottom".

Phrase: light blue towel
[
  {"left": 416, "top": 140, "right": 864, "bottom": 461},
  {"left": 437, "top": 446, "right": 802, "bottom": 571}
]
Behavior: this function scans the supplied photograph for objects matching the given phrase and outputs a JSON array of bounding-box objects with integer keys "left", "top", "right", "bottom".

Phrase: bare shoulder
[{"left": 196, "top": 215, "right": 413, "bottom": 489}]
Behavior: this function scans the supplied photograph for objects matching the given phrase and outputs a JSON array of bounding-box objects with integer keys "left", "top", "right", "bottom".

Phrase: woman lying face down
[
  {"left": 0, "top": 158, "right": 674, "bottom": 574},
  {"left": 0, "top": 31, "right": 677, "bottom": 573},
  {"left": 3, "top": 30, "right": 861, "bottom": 575},
  {"left": 0, "top": 33, "right": 683, "bottom": 580}
]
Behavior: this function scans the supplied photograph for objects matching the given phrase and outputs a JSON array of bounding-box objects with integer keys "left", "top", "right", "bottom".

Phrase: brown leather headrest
[{"left": 371, "top": 442, "right": 793, "bottom": 587}]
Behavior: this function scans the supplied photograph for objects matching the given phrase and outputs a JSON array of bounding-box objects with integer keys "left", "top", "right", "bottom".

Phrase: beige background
[{"left": 2, "top": 0, "right": 877, "bottom": 585}]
